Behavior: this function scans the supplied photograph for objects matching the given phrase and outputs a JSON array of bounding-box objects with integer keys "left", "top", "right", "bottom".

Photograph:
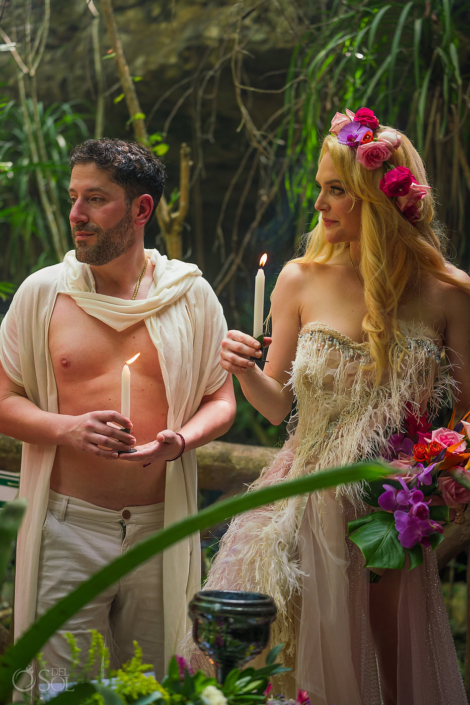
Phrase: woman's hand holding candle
[{"left": 220, "top": 331, "right": 272, "bottom": 376}]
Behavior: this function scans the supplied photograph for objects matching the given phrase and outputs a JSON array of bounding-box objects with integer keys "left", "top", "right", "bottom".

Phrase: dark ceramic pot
[{"left": 188, "top": 590, "right": 277, "bottom": 684}]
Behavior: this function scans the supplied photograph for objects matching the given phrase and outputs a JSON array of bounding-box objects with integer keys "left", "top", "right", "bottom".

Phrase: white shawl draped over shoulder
[{"left": 0, "top": 249, "right": 228, "bottom": 666}]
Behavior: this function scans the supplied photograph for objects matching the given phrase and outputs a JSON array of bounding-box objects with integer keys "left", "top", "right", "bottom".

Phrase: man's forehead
[
  {"left": 69, "top": 164, "right": 120, "bottom": 194},
  {"left": 68, "top": 184, "right": 112, "bottom": 194}
]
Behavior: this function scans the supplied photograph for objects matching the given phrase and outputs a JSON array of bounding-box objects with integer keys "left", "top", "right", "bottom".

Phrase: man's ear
[{"left": 134, "top": 194, "right": 154, "bottom": 227}]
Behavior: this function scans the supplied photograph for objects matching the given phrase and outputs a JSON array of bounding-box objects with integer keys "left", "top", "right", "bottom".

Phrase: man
[{"left": 0, "top": 139, "right": 235, "bottom": 684}]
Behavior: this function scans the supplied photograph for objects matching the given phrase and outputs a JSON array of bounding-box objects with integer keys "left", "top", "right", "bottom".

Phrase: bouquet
[{"left": 348, "top": 405, "right": 470, "bottom": 578}]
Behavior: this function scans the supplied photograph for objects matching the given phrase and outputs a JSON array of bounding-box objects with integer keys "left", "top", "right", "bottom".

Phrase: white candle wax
[
  {"left": 121, "top": 363, "right": 131, "bottom": 420},
  {"left": 253, "top": 267, "right": 265, "bottom": 339}
]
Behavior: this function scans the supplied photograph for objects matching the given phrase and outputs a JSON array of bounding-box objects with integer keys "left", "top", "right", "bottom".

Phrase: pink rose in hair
[
  {"left": 397, "top": 181, "right": 431, "bottom": 212},
  {"left": 330, "top": 112, "right": 351, "bottom": 135},
  {"left": 353, "top": 107, "right": 380, "bottom": 131},
  {"left": 378, "top": 129, "right": 402, "bottom": 151},
  {"left": 379, "top": 166, "right": 414, "bottom": 197},
  {"left": 346, "top": 108, "right": 356, "bottom": 120},
  {"left": 438, "top": 475, "right": 470, "bottom": 506},
  {"left": 356, "top": 140, "right": 392, "bottom": 170}
]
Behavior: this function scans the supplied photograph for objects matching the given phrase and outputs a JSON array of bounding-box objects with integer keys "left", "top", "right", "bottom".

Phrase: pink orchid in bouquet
[{"left": 348, "top": 407, "right": 470, "bottom": 576}]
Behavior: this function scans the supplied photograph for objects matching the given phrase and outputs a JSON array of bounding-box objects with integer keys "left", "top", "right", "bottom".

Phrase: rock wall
[{"left": 0, "top": 0, "right": 313, "bottom": 281}]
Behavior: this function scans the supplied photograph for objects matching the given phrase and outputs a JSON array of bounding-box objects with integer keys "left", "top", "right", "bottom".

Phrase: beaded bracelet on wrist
[{"left": 168, "top": 432, "right": 186, "bottom": 462}]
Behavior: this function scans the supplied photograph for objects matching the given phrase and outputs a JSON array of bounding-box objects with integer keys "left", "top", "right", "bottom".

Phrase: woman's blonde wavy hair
[{"left": 290, "top": 128, "right": 470, "bottom": 384}]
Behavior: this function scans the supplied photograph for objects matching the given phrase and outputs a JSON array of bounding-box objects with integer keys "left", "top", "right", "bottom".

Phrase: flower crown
[{"left": 329, "top": 107, "right": 430, "bottom": 224}]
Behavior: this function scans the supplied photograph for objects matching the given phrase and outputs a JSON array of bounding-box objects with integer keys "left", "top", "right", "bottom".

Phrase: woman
[{"left": 200, "top": 110, "right": 470, "bottom": 704}]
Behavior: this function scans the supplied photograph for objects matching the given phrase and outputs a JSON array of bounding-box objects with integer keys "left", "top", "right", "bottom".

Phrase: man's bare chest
[{"left": 49, "top": 294, "right": 163, "bottom": 385}]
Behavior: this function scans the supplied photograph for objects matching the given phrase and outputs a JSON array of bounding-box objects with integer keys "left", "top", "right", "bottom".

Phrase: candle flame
[
  {"left": 259, "top": 253, "right": 268, "bottom": 267},
  {"left": 126, "top": 352, "right": 141, "bottom": 366}
]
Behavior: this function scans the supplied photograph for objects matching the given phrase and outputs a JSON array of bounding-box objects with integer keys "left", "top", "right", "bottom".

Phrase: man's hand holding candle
[{"left": 60, "top": 410, "right": 136, "bottom": 458}]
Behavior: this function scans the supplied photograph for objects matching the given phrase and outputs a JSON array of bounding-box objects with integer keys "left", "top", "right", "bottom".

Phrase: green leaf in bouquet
[
  {"left": 347, "top": 514, "right": 375, "bottom": 533},
  {"left": 405, "top": 543, "right": 424, "bottom": 570},
  {"left": 429, "top": 505, "right": 449, "bottom": 522},
  {"left": 348, "top": 511, "right": 406, "bottom": 570},
  {"left": 428, "top": 532, "right": 445, "bottom": 550}
]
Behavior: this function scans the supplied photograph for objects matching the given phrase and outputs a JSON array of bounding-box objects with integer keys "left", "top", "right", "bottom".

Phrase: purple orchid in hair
[{"left": 337, "top": 122, "right": 371, "bottom": 147}]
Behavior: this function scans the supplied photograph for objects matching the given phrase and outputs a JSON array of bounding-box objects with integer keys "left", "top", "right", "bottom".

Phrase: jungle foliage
[{"left": 277, "top": 0, "right": 470, "bottom": 255}]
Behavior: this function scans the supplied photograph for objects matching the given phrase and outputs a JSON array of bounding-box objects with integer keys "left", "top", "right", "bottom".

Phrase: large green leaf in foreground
[{"left": 0, "top": 461, "right": 388, "bottom": 702}]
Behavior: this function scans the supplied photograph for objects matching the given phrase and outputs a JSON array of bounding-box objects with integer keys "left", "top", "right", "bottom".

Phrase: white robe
[{"left": 0, "top": 249, "right": 228, "bottom": 667}]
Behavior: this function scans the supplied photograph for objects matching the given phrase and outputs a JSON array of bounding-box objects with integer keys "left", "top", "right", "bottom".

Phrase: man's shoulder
[
  {"left": 186, "top": 275, "right": 222, "bottom": 308},
  {"left": 18, "top": 262, "right": 64, "bottom": 291},
  {"left": 14, "top": 263, "right": 64, "bottom": 303}
]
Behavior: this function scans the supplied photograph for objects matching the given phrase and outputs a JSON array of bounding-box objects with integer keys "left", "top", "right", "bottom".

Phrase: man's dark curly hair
[{"left": 69, "top": 138, "right": 166, "bottom": 223}]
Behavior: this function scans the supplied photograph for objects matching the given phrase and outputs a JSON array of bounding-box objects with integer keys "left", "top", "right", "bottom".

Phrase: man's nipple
[{"left": 60, "top": 357, "right": 71, "bottom": 368}]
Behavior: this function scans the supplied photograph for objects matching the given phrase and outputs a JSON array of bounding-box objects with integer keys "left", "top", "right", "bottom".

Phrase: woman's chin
[{"left": 324, "top": 231, "right": 346, "bottom": 245}]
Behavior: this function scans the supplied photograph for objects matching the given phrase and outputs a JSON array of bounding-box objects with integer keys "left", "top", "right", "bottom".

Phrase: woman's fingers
[
  {"left": 227, "top": 329, "right": 261, "bottom": 349},
  {"left": 221, "top": 339, "right": 262, "bottom": 359},
  {"left": 220, "top": 357, "right": 255, "bottom": 374}
]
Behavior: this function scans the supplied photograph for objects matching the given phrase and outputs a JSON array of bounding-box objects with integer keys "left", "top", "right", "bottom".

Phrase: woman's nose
[{"left": 314, "top": 191, "right": 329, "bottom": 212}]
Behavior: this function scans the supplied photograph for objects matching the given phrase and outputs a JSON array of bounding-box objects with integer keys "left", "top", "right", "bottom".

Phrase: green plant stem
[
  {"left": 0, "top": 462, "right": 388, "bottom": 702},
  {"left": 30, "top": 76, "right": 69, "bottom": 255},
  {"left": 17, "top": 74, "right": 65, "bottom": 261},
  {"left": 91, "top": 15, "right": 105, "bottom": 139}
]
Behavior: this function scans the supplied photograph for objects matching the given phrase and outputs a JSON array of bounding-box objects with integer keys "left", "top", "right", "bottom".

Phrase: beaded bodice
[{"left": 289, "top": 321, "right": 449, "bottom": 504}]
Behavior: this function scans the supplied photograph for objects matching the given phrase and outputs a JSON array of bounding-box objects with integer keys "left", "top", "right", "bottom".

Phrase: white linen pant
[{"left": 36, "top": 489, "right": 165, "bottom": 679}]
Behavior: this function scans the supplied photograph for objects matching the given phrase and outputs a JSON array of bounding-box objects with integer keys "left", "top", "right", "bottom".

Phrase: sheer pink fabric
[{"left": 183, "top": 323, "right": 467, "bottom": 703}]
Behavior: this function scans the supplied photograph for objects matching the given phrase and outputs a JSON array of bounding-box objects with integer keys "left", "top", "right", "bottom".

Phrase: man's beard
[{"left": 73, "top": 207, "right": 135, "bottom": 265}]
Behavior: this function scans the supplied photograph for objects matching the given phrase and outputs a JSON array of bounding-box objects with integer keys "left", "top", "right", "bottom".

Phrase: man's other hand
[{"left": 118, "top": 429, "right": 183, "bottom": 464}]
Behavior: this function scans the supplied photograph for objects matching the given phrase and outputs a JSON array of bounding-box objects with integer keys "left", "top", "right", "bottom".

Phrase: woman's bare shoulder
[
  {"left": 276, "top": 260, "right": 333, "bottom": 286},
  {"left": 444, "top": 262, "right": 470, "bottom": 287}
]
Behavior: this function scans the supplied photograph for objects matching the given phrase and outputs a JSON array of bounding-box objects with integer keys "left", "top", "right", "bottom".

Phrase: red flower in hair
[
  {"left": 360, "top": 130, "right": 374, "bottom": 144},
  {"left": 403, "top": 204, "right": 420, "bottom": 223},
  {"left": 379, "top": 166, "right": 415, "bottom": 197},
  {"left": 354, "top": 107, "right": 380, "bottom": 131}
]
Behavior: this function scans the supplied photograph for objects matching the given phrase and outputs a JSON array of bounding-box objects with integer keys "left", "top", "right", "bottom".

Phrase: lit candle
[
  {"left": 253, "top": 254, "right": 267, "bottom": 340},
  {"left": 121, "top": 353, "right": 140, "bottom": 422}
]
